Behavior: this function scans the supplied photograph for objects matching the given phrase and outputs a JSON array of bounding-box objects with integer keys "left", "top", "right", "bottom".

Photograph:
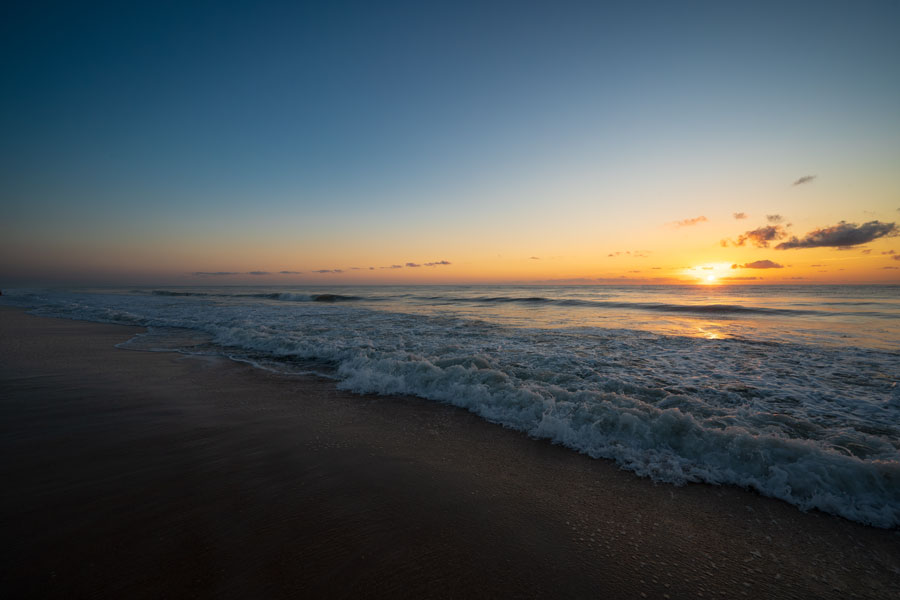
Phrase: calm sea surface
[{"left": 3, "top": 285, "right": 898, "bottom": 527}]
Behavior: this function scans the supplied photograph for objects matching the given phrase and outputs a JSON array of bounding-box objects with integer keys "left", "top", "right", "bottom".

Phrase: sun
[{"left": 682, "top": 263, "right": 730, "bottom": 284}]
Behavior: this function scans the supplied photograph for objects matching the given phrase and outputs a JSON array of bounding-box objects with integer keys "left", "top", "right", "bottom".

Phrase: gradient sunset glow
[{"left": 2, "top": 1, "right": 898, "bottom": 286}]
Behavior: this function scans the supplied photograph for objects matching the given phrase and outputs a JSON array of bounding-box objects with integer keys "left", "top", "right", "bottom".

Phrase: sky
[{"left": 1, "top": 0, "right": 899, "bottom": 285}]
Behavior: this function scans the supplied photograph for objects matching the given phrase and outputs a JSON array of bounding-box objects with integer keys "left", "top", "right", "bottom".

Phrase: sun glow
[{"left": 682, "top": 263, "right": 731, "bottom": 284}]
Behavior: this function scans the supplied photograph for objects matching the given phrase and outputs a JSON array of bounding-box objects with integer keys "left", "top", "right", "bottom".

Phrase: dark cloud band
[{"left": 776, "top": 221, "right": 897, "bottom": 249}]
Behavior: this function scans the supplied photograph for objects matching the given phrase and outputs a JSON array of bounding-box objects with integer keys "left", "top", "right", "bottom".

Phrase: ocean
[{"left": 3, "top": 284, "right": 898, "bottom": 527}]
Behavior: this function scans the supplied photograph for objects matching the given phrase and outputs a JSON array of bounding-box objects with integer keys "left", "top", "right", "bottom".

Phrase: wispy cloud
[
  {"left": 766, "top": 214, "right": 784, "bottom": 224},
  {"left": 529, "top": 256, "right": 540, "bottom": 260},
  {"left": 406, "top": 262, "right": 421, "bottom": 267},
  {"left": 733, "top": 212, "right": 747, "bottom": 220},
  {"left": 775, "top": 221, "right": 898, "bottom": 249},
  {"left": 720, "top": 276, "right": 760, "bottom": 281},
  {"left": 792, "top": 175, "right": 817, "bottom": 186},
  {"left": 380, "top": 265, "right": 403, "bottom": 269},
  {"left": 313, "top": 269, "right": 344, "bottom": 274},
  {"left": 731, "top": 260, "right": 784, "bottom": 269},
  {"left": 675, "top": 216, "right": 707, "bottom": 227},
  {"left": 424, "top": 260, "right": 452, "bottom": 266},
  {"left": 193, "top": 271, "right": 240, "bottom": 276},
  {"left": 723, "top": 225, "right": 788, "bottom": 248},
  {"left": 195, "top": 270, "right": 294, "bottom": 276},
  {"left": 607, "top": 250, "right": 650, "bottom": 258}
]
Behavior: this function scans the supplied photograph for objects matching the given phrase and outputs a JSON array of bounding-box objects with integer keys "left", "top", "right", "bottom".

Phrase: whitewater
[{"left": 2, "top": 285, "right": 898, "bottom": 527}]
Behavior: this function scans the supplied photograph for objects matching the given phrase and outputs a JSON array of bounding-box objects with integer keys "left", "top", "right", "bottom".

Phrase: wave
[
  {"left": 415, "top": 295, "right": 829, "bottom": 316},
  {"left": 420, "top": 295, "right": 900, "bottom": 318},
  {"left": 4, "top": 287, "right": 899, "bottom": 527},
  {"left": 146, "top": 290, "right": 892, "bottom": 317},
  {"left": 151, "top": 290, "right": 212, "bottom": 297},
  {"left": 150, "top": 290, "right": 363, "bottom": 303}
]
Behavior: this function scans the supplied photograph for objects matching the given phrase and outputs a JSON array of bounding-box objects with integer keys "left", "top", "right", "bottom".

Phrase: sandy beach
[{"left": 0, "top": 306, "right": 897, "bottom": 599}]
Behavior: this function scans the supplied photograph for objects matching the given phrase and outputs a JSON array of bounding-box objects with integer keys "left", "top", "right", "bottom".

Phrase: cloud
[
  {"left": 279, "top": 270, "right": 302, "bottom": 274},
  {"left": 766, "top": 214, "right": 784, "bottom": 224},
  {"left": 405, "top": 262, "right": 421, "bottom": 267},
  {"left": 369, "top": 267, "right": 375, "bottom": 270},
  {"left": 607, "top": 250, "right": 650, "bottom": 258},
  {"left": 731, "top": 260, "right": 784, "bottom": 269},
  {"left": 720, "top": 276, "right": 760, "bottom": 281},
  {"left": 675, "top": 216, "right": 707, "bottom": 227},
  {"left": 530, "top": 256, "right": 540, "bottom": 260},
  {"left": 380, "top": 265, "right": 403, "bottom": 269},
  {"left": 248, "top": 271, "right": 269, "bottom": 275},
  {"left": 883, "top": 266, "right": 898, "bottom": 270},
  {"left": 193, "top": 271, "right": 239, "bottom": 276},
  {"left": 792, "top": 175, "right": 816, "bottom": 186},
  {"left": 861, "top": 249, "right": 872, "bottom": 255},
  {"left": 313, "top": 269, "right": 337, "bottom": 273},
  {"left": 424, "top": 260, "right": 452, "bottom": 266},
  {"left": 733, "top": 212, "right": 747, "bottom": 220},
  {"left": 725, "top": 225, "right": 788, "bottom": 248},
  {"left": 775, "top": 221, "right": 898, "bottom": 250}
]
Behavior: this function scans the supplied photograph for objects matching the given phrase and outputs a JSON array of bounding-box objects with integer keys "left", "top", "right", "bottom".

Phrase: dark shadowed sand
[{"left": 1, "top": 306, "right": 898, "bottom": 599}]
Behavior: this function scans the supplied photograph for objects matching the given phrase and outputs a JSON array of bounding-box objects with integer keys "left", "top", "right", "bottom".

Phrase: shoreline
[{"left": 1, "top": 306, "right": 898, "bottom": 598}]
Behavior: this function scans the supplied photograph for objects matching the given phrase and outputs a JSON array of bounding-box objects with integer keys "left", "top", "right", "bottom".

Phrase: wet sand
[{"left": 0, "top": 306, "right": 898, "bottom": 598}]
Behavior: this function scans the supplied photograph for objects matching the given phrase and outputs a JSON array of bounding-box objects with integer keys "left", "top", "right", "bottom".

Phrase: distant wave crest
[
  {"left": 418, "top": 295, "right": 828, "bottom": 317},
  {"left": 150, "top": 290, "right": 363, "bottom": 303}
]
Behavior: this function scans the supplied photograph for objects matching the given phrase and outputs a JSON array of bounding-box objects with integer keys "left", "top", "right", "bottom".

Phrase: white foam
[{"left": 3, "top": 287, "right": 898, "bottom": 527}]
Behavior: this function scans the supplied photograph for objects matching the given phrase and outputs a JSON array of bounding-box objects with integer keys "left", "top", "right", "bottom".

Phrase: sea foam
[{"left": 3, "top": 286, "right": 898, "bottom": 527}]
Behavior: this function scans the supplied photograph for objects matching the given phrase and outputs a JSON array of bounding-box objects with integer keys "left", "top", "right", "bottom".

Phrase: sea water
[{"left": 3, "top": 285, "right": 898, "bottom": 527}]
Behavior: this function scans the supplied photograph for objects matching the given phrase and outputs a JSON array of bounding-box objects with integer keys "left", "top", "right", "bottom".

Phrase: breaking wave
[{"left": 3, "top": 286, "right": 899, "bottom": 528}]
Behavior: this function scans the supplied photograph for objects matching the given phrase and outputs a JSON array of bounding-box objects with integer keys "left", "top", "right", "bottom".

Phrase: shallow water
[{"left": 3, "top": 285, "right": 899, "bottom": 527}]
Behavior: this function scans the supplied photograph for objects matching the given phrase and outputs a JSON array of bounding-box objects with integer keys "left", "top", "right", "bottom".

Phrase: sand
[{"left": 0, "top": 306, "right": 898, "bottom": 598}]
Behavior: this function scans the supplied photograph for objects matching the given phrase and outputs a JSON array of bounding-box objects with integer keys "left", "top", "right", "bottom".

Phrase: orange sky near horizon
[{"left": 4, "top": 196, "right": 897, "bottom": 286}]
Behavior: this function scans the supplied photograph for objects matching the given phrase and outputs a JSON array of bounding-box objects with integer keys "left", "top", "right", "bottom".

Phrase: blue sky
[{"left": 2, "top": 1, "right": 898, "bottom": 284}]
